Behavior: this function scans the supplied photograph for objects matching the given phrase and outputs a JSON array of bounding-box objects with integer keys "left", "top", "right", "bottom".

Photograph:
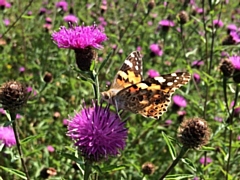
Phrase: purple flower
[
  {"left": 150, "top": 44, "right": 163, "bottom": 56},
  {"left": 173, "top": 95, "right": 187, "bottom": 107},
  {"left": 191, "top": 60, "right": 204, "bottom": 68},
  {"left": 229, "top": 55, "right": 240, "bottom": 70},
  {"left": 199, "top": 156, "right": 212, "bottom": 165},
  {"left": 67, "top": 101, "right": 128, "bottom": 161},
  {"left": 52, "top": 24, "right": 107, "bottom": 50},
  {"left": 39, "top": 7, "right": 47, "bottom": 15},
  {"left": 63, "top": 14, "right": 78, "bottom": 24},
  {"left": 56, "top": 0, "right": 68, "bottom": 12},
  {"left": 0, "top": 108, "right": 5, "bottom": 115},
  {"left": 47, "top": 145, "right": 55, "bottom": 152},
  {"left": 159, "top": 19, "right": 175, "bottom": 27},
  {"left": 177, "top": 110, "right": 186, "bottom": 116},
  {"left": 0, "top": 126, "right": 16, "bottom": 147},
  {"left": 0, "top": 0, "right": 11, "bottom": 8},
  {"left": 136, "top": 46, "right": 142, "bottom": 51},
  {"left": 229, "top": 31, "right": 240, "bottom": 44},
  {"left": 16, "top": 114, "right": 22, "bottom": 119},
  {"left": 227, "top": 24, "right": 237, "bottom": 33},
  {"left": 237, "top": 135, "right": 240, "bottom": 141},
  {"left": 62, "top": 119, "right": 68, "bottom": 126},
  {"left": 193, "top": 73, "right": 200, "bottom": 83},
  {"left": 165, "top": 119, "right": 172, "bottom": 126},
  {"left": 3, "top": 18, "right": 10, "bottom": 26},
  {"left": 213, "top": 19, "right": 224, "bottom": 28},
  {"left": 147, "top": 69, "right": 160, "bottom": 78},
  {"left": 19, "top": 66, "right": 25, "bottom": 72},
  {"left": 214, "top": 116, "right": 223, "bottom": 122}
]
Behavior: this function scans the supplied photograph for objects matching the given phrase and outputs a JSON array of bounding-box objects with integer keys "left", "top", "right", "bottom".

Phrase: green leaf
[
  {"left": 0, "top": 166, "right": 27, "bottom": 179},
  {"left": 165, "top": 174, "right": 194, "bottom": 179},
  {"left": 61, "top": 153, "right": 84, "bottom": 165},
  {"left": 162, "top": 132, "right": 176, "bottom": 159},
  {"left": 20, "top": 134, "right": 44, "bottom": 145},
  {"left": 181, "top": 158, "right": 197, "bottom": 172},
  {"left": 95, "top": 165, "right": 126, "bottom": 173},
  {"left": 97, "top": 51, "right": 113, "bottom": 75}
]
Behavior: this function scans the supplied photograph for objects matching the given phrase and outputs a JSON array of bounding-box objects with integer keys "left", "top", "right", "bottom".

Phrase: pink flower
[
  {"left": 47, "top": 145, "right": 55, "bottom": 152},
  {"left": 63, "top": 14, "right": 78, "bottom": 23},
  {"left": 159, "top": 19, "right": 175, "bottom": 27},
  {"left": 150, "top": 44, "right": 163, "bottom": 56},
  {"left": 52, "top": 24, "right": 108, "bottom": 50},
  {"left": 213, "top": 19, "right": 224, "bottom": 28},
  {"left": 173, "top": 95, "right": 187, "bottom": 107},
  {"left": 147, "top": 69, "right": 160, "bottom": 78},
  {"left": 56, "top": 0, "right": 68, "bottom": 12},
  {"left": 199, "top": 156, "right": 212, "bottom": 165},
  {"left": 0, "top": 126, "right": 16, "bottom": 147}
]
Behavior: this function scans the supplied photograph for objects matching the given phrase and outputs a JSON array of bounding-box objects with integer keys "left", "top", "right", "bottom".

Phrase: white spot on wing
[
  {"left": 167, "top": 82, "right": 173, "bottom": 86},
  {"left": 154, "top": 77, "right": 166, "bottom": 83},
  {"left": 125, "top": 60, "right": 133, "bottom": 68},
  {"left": 171, "top": 73, "right": 177, "bottom": 77},
  {"left": 135, "top": 65, "right": 139, "bottom": 70}
]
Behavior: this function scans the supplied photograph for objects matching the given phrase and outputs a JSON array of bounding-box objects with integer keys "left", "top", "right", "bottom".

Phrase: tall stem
[
  {"left": 158, "top": 146, "right": 189, "bottom": 180},
  {"left": 10, "top": 112, "right": 30, "bottom": 180},
  {"left": 226, "top": 85, "right": 239, "bottom": 179}
]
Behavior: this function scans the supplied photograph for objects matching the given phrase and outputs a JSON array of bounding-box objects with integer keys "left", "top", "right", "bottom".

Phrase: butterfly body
[{"left": 101, "top": 51, "right": 191, "bottom": 119}]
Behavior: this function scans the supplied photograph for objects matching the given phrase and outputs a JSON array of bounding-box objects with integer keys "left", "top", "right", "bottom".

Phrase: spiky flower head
[
  {"left": 0, "top": 81, "right": 29, "bottom": 111},
  {"left": 147, "top": 0, "right": 155, "bottom": 11},
  {"left": 141, "top": 162, "right": 156, "bottom": 175},
  {"left": 177, "top": 117, "right": 211, "bottom": 149},
  {"left": 0, "top": 126, "right": 16, "bottom": 147},
  {"left": 52, "top": 24, "right": 107, "bottom": 71},
  {"left": 230, "top": 55, "right": 240, "bottom": 83},
  {"left": 67, "top": 101, "right": 128, "bottom": 162},
  {"left": 219, "top": 58, "right": 234, "bottom": 77},
  {"left": 177, "top": 11, "right": 189, "bottom": 25}
]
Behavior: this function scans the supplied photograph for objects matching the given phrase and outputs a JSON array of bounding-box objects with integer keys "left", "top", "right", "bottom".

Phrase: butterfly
[{"left": 101, "top": 51, "right": 191, "bottom": 119}]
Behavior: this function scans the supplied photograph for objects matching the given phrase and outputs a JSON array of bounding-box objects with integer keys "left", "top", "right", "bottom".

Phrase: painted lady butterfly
[{"left": 101, "top": 51, "right": 191, "bottom": 119}]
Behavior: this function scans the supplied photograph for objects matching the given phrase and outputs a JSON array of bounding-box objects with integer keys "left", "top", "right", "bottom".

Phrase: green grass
[{"left": 1, "top": 0, "right": 240, "bottom": 179}]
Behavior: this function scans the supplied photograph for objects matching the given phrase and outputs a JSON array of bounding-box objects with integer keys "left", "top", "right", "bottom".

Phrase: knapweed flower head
[
  {"left": 149, "top": 43, "right": 163, "bottom": 57},
  {"left": 229, "top": 55, "right": 240, "bottom": 70},
  {"left": 219, "top": 58, "right": 234, "bottom": 77},
  {"left": 67, "top": 101, "right": 128, "bottom": 162},
  {"left": 56, "top": 0, "right": 68, "bottom": 12},
  {"left": 177, "top": 117, "right": 211, "bottom": 149},
  {"left": 173, "top": 95, "right": 187, "bottom": 108},
  {"left": 229, "top": 55, "right": 240, "bottom": 83},
  {"left": 193, "top": 73, "right": 200, "bottom": 83},
  {"left": 191, "top": 60, "right": 204, "bottom": 68},
  {"left": 52, "top": 24, "right": 107, "bottom": 71},
  {"left": 52, "top": 24, "right": 107, "bottom": 50},
  {"left": 147, "top": 69, "right": 160, "bottom": 78},
  {"left": 213, "top": 19, "right": 224, "bottom": 28},
  {"left": 0, "top": 81, "right": 29, "bottom": 111},
  {"left": 177, "top": 11, "right": 189, "bottom": 25},
  {"left": 63, "top": 14, "right": 78, "bottom": 24},
  {"left": 199, "top": 156, "right": 212, "bottom": 165},
  {"left": 0, "top": 126, "right": 16, "bottom": 147},
  {"left": 159, "top": 19, "right": 174, "bottom": 32},
  {"left": 141, "top": 162, "right": 156, "bottom": 175},
  {"left": 227, "top": 24, "right": 237, "bottom": 33}
]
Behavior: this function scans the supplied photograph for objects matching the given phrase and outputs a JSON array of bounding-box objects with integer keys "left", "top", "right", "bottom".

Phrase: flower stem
[
  {"left": 226, "top": 85, "right": 239, "bottom": 179},
  {"left": 10, "top": 111, "right": 30, "bottom": 180},
  {"left": 91, "top": 70, "right": 100, "bottom": 102},
  {"left": 158, "top": 146, "right": 189, "bottom": 180},
  {"left": 84, "top": 160, "right": 92, "bottom": 180}
]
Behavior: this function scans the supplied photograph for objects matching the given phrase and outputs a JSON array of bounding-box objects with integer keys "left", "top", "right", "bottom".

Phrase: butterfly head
[{"left": 101, "top": 90, "right": 115, "bottom": 104}]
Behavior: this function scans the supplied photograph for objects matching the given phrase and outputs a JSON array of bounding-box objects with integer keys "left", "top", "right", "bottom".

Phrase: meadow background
[{"left": 0, "top": 0, "right": 240, "bottom": 179}]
